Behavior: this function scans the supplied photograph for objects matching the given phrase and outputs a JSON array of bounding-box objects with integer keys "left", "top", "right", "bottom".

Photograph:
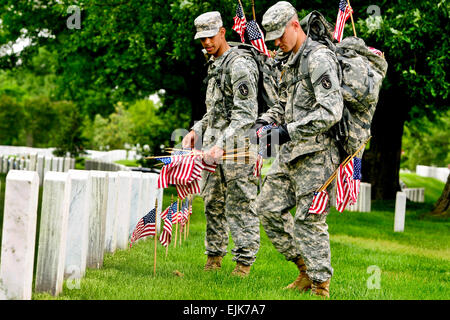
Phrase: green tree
[
  {"left": 0, "top": 94, "right": 24, "bottom": 145},
  {"left": 356, "top": 1, "right": 449, "bottom": 199},
  {"left": 401, "top": 111, "right": 450, "bottom": 171},
  {"left": 52, "top": 100, "right": 88, "bottom": 157},
  {"left": 1, "top": 0, "right": 448, "bottom": 200},
  {"left": 90, "top": 102, "right": 132, "bottom": 150}
]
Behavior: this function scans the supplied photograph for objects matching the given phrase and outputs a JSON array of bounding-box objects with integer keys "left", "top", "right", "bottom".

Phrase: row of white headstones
[
  {"left": 0, "top": 154, "right": 76, "bottom": 186},
  {"left": 0, "top": 169, "right": 163, "bottom": 300}
]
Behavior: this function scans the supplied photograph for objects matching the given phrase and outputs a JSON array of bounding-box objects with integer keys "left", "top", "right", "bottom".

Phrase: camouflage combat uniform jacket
[
  {"left": 259, "top": 37, "right": 343, "bottom": 163},
  {"left": 192, "top": 47, "right": 258, "bottom": 149}
]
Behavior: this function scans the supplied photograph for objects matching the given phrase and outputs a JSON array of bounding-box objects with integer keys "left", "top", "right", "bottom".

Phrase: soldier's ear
[{"left": 291, "top": 19, "right": 301, "bottom": 31}]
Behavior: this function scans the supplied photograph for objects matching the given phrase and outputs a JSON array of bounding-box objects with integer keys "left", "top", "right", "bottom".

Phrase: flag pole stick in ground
[
  {"left": 346, "top": 0, "right": 357, "bottom": 37},
  {"left": 166, "top": 194, "right": 174, "bottom": 257},
  {"left": 187, "top": 195, "right": 192, "bottom": 238},
  {"left": 318, "top": 137, "right": 371, "bottom": 192},
  {"left": 174, "top": 198, "right": 180, "bottom": 248},
  {"left": 153, "top": 198, "right": 158, "bottom": 276},
  {"left": 178, "top": 204, "right": 183, "bottom": 247}
]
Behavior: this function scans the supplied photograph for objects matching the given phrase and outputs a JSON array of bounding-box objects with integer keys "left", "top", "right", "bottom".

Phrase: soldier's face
[
  {"left": 200, "top": 28, "right": 226, "bottom": 57},
  {"left": 274, "top": 22, "right": 298, "bottom": 53}
]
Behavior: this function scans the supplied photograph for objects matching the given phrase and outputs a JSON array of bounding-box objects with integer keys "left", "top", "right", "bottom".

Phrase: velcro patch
[
  {"left": 321, "top": 75, "right": 332, "bottom": 90},
  {"left": 238, "top": 81, "right": 249, "bottom": 96}
]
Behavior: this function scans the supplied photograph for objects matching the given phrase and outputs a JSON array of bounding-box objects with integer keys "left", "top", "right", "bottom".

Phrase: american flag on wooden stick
[
  {"left": 308, "top": 191, "right": 329, "bottom": 214},
  {"left": 333, "top": 0, "right": 353, "bottom": 42},
  {"left": 159, "top": 202, "right": 175, "bottom": 247},
  {"left": 336, "top": 157, "right": 362, "bottom": 212},
  {"left": 246, "top": 20, "right": 271, "bottom": 57},
  {"left": 368, "top": 46, "right": 383, "bottom": 56},
  {"left": 161, "top": 201, "right": 177, "bottom": 221},
  {"left": 130, "top": 207, "right": 156, "bottom": 248},
  {"left": 157, "top": 154, "right": 216, "bottom": 199},
  {"left": 232, "top": 1, "right": 247, "bottom": 43}
]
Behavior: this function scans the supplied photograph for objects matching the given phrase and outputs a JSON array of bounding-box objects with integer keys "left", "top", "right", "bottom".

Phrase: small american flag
[
  {"left": 130, "top": 207, "right": 156, "bottom": 248},
  {"left": 176, "top": 180, "right": 201, "bottom": 200},
  {"left": 181, "top": 198, "right": 189, "bottom": 226},
  {"left": 161, "top": 201, "right": 177, "bottom": 221},
  {"left": 253, "top": 153, "right": 263, "bottom": 177},
  {"left": 368, "top": 46, "right": 383, "bottom": 56},
  {"left": 202, "top": 159, "right": 217, "bottom": 173},
  {"left": 349, "top": 157, "right": 361, "bottom": 203},
  {"left": 232, "top": 1, "right": 247, "bottom": 43},
  {"left": 336, "top": 157, "right": 361, "bottom": 212},
  {"left": 308, "top": 190, "right": 329, "bottom": 214},
  {"left": 256, "top": 123, "right": 277, "bottom": 138},
  {"left": 158, "top": 154, "right": 216, "bottom": 199},
  {"left": 246, "top": 20, "right": 270, "bottom": 57},
  {"left": 333, "top": 0, "right": 353, "bottom": 42},
  {"left": 159, "top": 202, "right": 174, "bottom": 247}
]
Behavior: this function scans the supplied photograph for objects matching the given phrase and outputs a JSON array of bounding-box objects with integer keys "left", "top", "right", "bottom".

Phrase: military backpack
[
  {"left": 202, "top": 43, "right": 280, "bottom": 120},
  {"left": 298, "top": 11, "right": 388, "bottom": 157}
]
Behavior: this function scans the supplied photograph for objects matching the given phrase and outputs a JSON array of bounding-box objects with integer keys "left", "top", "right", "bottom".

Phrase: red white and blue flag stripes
[
  {"left": 157, "top": 152, "right": 217, "bottom": 199},
  {"left": 159, "top": 201, "right": 175, "bottom": 247},
  {"left": 336, "top": 157, "right": 362, "bottom": 212},
  {"left": 130, "top": 207, "right": 156, "bottom": 247},
  {"left": 246, "top": 20, "right": 271, "bottom": 57},
  {"left": 308, "top": 191, "right": 329, "bottom": 214},
  {"left": 333, "top": 0, "right": 353, "bottom": 42},
  {"left": 232, "top": 1, "right": 247, "bottom": 43}
]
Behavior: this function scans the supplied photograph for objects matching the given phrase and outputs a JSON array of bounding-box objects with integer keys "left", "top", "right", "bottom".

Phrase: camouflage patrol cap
[
  {"left": 262, "top": 1, "right": 297, "bottom": 41},
  {"left": 194, "top": 11, "right": 223, "bottom": 40}
]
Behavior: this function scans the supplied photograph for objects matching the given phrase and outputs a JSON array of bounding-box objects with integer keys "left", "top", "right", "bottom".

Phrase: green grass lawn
[{"left": 1, "top": 170, "right": 448, "bottom": 300}]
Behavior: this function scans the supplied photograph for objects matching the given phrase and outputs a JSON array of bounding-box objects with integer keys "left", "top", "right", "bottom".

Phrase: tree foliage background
[{"left": 0, "top": 0, "right": 448, "bottom": 199}]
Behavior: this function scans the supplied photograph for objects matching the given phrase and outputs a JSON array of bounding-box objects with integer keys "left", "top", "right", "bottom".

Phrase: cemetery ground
[{"left": 0, "top": 172, "right": 448, "bottom": 300}]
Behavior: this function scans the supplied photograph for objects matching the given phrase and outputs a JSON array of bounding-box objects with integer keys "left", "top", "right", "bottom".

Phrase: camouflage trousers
[
  {"left": 257, "top": 146, "right": 339, "bottom": 283},
  {"left": 201, "top": 164, "right": 260, "bottom": 266}
]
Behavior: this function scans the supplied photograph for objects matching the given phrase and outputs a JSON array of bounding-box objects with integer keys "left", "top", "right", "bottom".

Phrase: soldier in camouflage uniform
[
  {"left": 252, "top": 1, "right": 344, "bottom": 297},
  {"left": 182, "top": 11, "right": 260, "bottom": 277}
]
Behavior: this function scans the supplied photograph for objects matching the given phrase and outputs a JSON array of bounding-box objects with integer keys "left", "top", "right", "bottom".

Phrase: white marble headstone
[
  {"left": 394, "top": 191, "right": 406, "bottom": 232},
  {"left": 64, "top": 170, "right": 91, "bottom": 279},
  {"left": 116, "top": 171, "right": 132, "bottom": 249},
  {"left": 86, "top": 171, "right": 109, "bottom": 269},
  {"left": 128, "top": 171, "right": 143, "bottom": 237},
  {"left": 35, "top": 171, "right": 70, "bottom": 296},
  {"left": 0, "top": 171, "right": 39, "bottom": 300},
  {"left": 104, "top": 172, "right": 119, "bottom": 253}
]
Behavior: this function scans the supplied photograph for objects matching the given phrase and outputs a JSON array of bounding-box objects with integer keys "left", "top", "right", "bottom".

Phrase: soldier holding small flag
[
  {"left": 251, "top": 1, "right": 344, "bottom": 297},
  {"left": 182, "top": 11, "right": 260, "bottom": 277}
]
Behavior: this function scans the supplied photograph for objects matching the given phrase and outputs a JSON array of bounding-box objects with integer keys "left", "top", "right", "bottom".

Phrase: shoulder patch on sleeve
[
  {"left": 320, "top": 75, "right": 332, "bottom": 89},
  {"left": 237, "top": 81, "right": 249, "bottom": 96}
]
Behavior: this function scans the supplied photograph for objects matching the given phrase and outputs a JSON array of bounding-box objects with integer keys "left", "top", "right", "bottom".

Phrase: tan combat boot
[
  {"left": 204, "top": 256, "right": 223, "bottom": 271},
  {"left": 231, "top": 262, "right": 251, "bottom": 277},
  {"left": 311, "top": 279, "right": 330, "bottom": 298},
  {"left": 284, "top": 257, "right": 312, "bottom": 292}
]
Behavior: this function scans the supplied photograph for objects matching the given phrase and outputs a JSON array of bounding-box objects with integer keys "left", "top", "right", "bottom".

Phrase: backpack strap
[{"left": 281, "top": 44, "right": 326, "bottom": 92}]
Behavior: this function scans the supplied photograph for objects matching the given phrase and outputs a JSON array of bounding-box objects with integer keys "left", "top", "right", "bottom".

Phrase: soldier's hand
[
  {"left": 182, "top": 130, "right": 198, "bottom": 149},
  {"left": 249, "top": 119, "right": 269, "bottom": 144},
  {"left": 204, "top": 145, "right": 224, "bottom": 165}
]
